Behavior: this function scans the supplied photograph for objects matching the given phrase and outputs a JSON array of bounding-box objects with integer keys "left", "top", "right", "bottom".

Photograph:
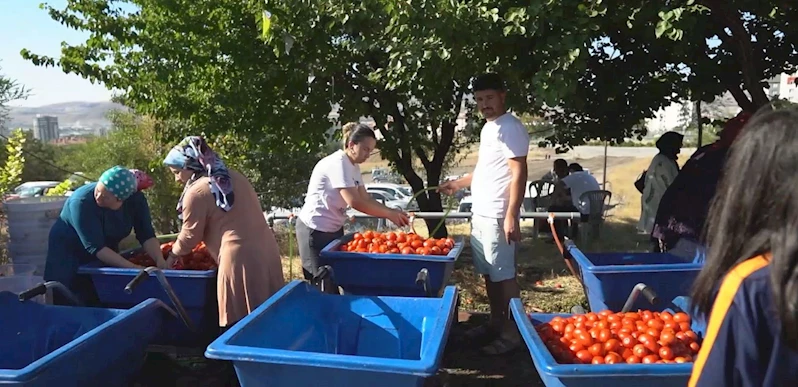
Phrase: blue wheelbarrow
[{"left": 0, "top": 282, "right": 175, "bottom": 386}]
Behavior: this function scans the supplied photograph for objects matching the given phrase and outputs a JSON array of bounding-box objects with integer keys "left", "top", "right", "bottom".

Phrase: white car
[
  {"left": 365, "top": 183, "right": 419, "bottom": 211},
  {"left": 5, "top": 181, "right": 61, "bottom": 200},
  {"left": 366, "top": 190, "right": 410, "bottom": 210}
]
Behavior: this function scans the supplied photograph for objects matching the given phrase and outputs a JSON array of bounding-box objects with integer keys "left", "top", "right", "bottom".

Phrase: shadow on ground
[{"left": 438, "top": 218, "right": 651, "bottom": 386}]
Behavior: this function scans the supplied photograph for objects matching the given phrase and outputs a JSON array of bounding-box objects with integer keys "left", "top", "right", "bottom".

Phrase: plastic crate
[
  {"left": 0, "top": 292, "right": 168, "bottom": 386},
  {"left": 319, "top": 234, "right": 464, "bottom": 297},
  {"left": 77, "top": 234, "right": 218, "bottom": 346},
  {"left": 205, "top": 280, "right": 458, "bottom": 387},
  {"left": 568, "top": 243, "right": 703, "bottom": 312},
  {"left": 509, "top": 298, "right": 705, "bottom": 387}
]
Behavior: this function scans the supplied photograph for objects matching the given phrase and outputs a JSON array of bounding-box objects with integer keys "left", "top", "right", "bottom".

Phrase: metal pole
[
  {"left": 602, "top": 140, "right": 608, "bottom": 189},
  {"left": 696, "top": 100, "right": 703, "bottom": 148},
  {"left": 267, "top": 211, "right": 583, "bottom": 221}
]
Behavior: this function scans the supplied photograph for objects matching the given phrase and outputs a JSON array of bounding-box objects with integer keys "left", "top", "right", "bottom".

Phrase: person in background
[
  {"left": 546, "top": 163, "right": 599, "bottom": 239},
  {"left": 44, "top": 166, "right": 163, "bottom": 305},
  {"left": 297, "top": 123, "right": 410, "bottom": 290},
  {"left": 541, "top": 158, "right": 568, "bottom": 182},
  {"left": 650, "top": 111, "right": 752, "bottom": 257},
  {"left": 637, "top": 132, "right": 683, "bottom": 239},
  {"left": 163, "top": 136, "right": 285, "bottom": 330},
  {"left": 439, "top": 73, "right": 529, "bottom": 355},
  {"left": 688, "top": 108, "right": 798, "bottom": 387}
]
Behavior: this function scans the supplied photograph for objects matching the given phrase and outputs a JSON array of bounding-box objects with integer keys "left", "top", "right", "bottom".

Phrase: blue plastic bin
[
  {"left": 0, "top": 292, "right": 168, "bottom": 386},
  {"left": 77, "top": 234, "right": 218, "bottom": 345},
  {"left": 205, "top": 280, "right": 458, "bottom": 387},
  {"left": 319, "top": 234, "right": 464, "bottom": 297},
  {"left": 510, "top": 298, "right": 705, "bottom": 387},
  {"left": 568, "top": 242, "right": 704, "bottom": 312},
  {"left": 77, "top": 262, "right": 218, "bottom": 346}
]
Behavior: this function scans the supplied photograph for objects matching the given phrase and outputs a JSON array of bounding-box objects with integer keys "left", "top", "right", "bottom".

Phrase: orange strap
[{"left": 548, "top": 213, "right": 579, "bottom": 278}]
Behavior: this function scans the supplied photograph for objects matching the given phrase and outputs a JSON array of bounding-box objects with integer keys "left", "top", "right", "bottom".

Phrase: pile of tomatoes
[
  {"left": 127, "top": 241, "right": 217, "bottom": 271},
  {"left": 338, "top": 230, "right": 456, "bottom": 256},
  {"left": 536, "top": 310, "right": 701, "bottom": 365}
]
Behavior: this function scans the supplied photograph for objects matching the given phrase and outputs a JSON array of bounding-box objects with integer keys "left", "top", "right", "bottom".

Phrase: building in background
[{"left": 33, "top": 115, "right": 59, "bottom": 143}]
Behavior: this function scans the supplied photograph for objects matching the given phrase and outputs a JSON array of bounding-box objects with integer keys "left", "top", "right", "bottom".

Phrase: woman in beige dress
[{"left": 163, "top": 135, "right": 285, "bottom": 329}]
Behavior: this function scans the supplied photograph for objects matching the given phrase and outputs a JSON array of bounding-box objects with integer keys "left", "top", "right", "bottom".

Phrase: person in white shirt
[
  {"left": 547, "top": 163, "right": 600, "bottom": 239},
  {"left": 562, "top": 163, "right": 601, "bottom": 214},
  {"left": 439, "top": 73, "right": 529, "bottom": 355},
  {"left": 297, "top": 123, "right": 410, "bottom": 291}
]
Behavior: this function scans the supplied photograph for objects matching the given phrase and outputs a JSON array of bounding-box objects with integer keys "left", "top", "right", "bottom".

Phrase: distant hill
[{"left": 5, "top": 101, "right": 127, "bottom": 129}]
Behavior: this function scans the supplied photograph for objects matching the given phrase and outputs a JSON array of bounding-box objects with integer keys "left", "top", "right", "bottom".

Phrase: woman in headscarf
[
  {"left": 44, "top": 166, "right": 163, "bottom": 305},
  {"left": 651, "top": 111, "right": 753, "bottom": 257},
  {"left": 638, "top": 131, "right": 683, "bottom": 237},
  {"left": 163, "top": 136, "right": 285, "bottom": 330}
]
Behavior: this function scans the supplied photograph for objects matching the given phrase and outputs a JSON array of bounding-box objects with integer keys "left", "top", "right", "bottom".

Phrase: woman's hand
[
  {"left": 143, "top": 237, "right": 169, "bottom": 269},
  {"left": 164, "top": 251, "right": 179, "bottom": 269},
  {"left": 387, "top": 209, "right": 410, "bottom": 227}
]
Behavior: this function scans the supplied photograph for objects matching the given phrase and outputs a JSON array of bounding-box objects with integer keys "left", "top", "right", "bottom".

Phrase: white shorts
[{"left": 470, "top": 214, "right": 517, "bottom": 282}]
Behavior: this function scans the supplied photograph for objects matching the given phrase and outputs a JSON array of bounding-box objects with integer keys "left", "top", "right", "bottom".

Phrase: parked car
[
  {"left": 365, "top": 183, "right": 419, "bottom": 211},
  {"left": 4, "top": 181, "right": 61, "bottom": 201}
]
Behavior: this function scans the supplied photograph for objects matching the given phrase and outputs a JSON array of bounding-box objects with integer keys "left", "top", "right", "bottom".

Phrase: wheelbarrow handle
[
  {"left": 19, "top": 281, "right": 83, "bottom": 306},
  {"left": 641, "top": 285, "right": 659, "bottom": 305},
  {"left": 621, "top": 283, "right": 660, "bottom": 313},
  {"left": 124, "top": 270, "right": 150, "bottom": 294},
  {"left": 314, "top": 265, "right": 338, "bottom": 294},
  {"left": 18, "top": 283, "right": 47, "bottom": 302},
  {"left": 124, "top": 267, "right": 197, "bottom": 332},
  {"left": 416, "top": 268, "right": 431, "bottom": 297}
]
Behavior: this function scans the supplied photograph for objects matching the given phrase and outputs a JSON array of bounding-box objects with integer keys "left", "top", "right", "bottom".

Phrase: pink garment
[
  {"left": 129, "top": 169, "right": 154, "bottom": 191},
  {"left": 172, "top": 170, "right": 285, "bottom": 326}
]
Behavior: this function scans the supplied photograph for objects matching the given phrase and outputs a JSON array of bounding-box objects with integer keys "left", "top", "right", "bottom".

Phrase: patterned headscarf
[
  {"left": 130, "top": 169, "right": 154, "bottom": 191},
  {"left": 163, "top": 136, "right": 234, "bottom": 219},
  {"left": 99, "top": 166, "right": 138, "bottom": 201}
]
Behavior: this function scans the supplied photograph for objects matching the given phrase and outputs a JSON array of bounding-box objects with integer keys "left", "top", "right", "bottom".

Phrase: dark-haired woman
[
  {"left": 688, "top": 108, "right": 798, "bottom": 387},
  {"left": 296, "top": 122, "right": 410, "bottom": 287}
]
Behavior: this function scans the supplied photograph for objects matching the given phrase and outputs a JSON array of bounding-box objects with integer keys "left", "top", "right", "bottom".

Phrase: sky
[{"left": 0, "top": 0, "right": 115, "bottom": 107}]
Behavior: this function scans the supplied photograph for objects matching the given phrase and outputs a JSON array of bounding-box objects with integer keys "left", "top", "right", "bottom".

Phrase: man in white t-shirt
[
  {"left": 439, "top": 73, "right": 529, "bottom": 356},
  {"left": 561, "top": 163, "right": 600, "bottom": 214}
]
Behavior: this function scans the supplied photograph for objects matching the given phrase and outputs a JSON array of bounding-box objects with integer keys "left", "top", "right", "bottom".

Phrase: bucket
[{"left": 3, "top": 196, "right": 68, "bottom": 275}]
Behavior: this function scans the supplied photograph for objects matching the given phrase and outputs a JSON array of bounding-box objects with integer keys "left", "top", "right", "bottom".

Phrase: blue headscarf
[
  {"left": 163, "top": 136, "right": 234, "bottom": 219},
  {"left": 99, "top": 166, "right": 138, "bottom": 201}
]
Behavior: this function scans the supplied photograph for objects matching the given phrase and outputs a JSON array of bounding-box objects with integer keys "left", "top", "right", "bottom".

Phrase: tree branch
[{"left": 701, "top": 0, "right": 769, "bottom": 108}]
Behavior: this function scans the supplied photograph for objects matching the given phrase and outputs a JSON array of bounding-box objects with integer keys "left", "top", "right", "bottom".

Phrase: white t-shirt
[
  {"left": 562, "top": 171, "right": 601, "bottom": 214},
  {"left": 470, "top": 113, "right": 531, "bottom": 219},
  {"left": 299, "top": 150, "right": 362, "bottom": 232}
]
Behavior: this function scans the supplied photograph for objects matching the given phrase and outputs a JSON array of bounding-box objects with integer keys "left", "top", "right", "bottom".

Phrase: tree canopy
[{"left": 21, "top": 0, "right": 797, "bottom": 232}]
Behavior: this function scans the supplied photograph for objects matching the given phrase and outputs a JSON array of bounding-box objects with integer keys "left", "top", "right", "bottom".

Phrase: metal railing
[{"left": 266, "top": 211, "right": 582, "bottom": 233}]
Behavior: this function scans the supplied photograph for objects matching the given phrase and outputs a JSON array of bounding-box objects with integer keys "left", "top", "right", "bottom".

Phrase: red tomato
[{"left": 604, "top": 352, "right": 623, "bottom": 364}]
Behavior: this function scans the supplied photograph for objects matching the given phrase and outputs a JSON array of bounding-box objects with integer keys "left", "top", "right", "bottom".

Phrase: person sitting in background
[
  {"left": 651, "top": 111, "right": 752, "bottom": 258},
  {"left": 541, "top": 158, "right": 568, "bottom": 182},
  {"left": 563, "top": 163, "right": 600, "bottom": 216},
  {"left": 688, "top": 108, "right": 798, "bottom": 387},
  {"left": 547, "top": 160, "right": 574, "bottom": 238},
  {"left": 638, "top": 132, "right": 683, "bottom": 241}
]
